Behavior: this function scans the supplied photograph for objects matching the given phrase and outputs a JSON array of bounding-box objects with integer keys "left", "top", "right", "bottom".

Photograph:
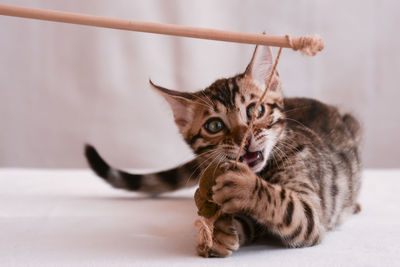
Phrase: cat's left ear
[
  {"left": 245, "top": 45, "right": 280, "bottom": 92},
  {"left": 149, "top": 80, "right": 194, "bottom": 130}
]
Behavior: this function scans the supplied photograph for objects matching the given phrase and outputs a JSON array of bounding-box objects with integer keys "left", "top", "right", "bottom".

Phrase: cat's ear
[
  {"left": 245, "top": 45, "right": 280, "bottom": 91},
  {"left": 149, "top": 80, "right": 194, "bottom": 129}
]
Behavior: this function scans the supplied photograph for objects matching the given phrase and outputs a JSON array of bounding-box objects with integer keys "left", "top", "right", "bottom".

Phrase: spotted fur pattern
[{"left": 85, "top": 45, "right": 362, "bottom": 257}]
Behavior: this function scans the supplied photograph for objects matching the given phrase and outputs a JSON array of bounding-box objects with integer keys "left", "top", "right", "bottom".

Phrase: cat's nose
[
  {"left": 232, "top": 126, "right": 246, "bottom": 146},
  {"left": 233, "top": 126, "right": 252, "bottom": 147},
  {"left": 242, "top": 134, "right": 253, "bottom": 151},
  {"left": 245, "top": 135, "right": 252, "bottom": 149}
]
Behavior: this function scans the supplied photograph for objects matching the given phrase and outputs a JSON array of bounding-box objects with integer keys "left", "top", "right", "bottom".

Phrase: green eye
[
  {"left": 204, "top": 118, "right": 225, "bottom": 134},
  {"left": 247, "top": 103, "right": 265, "bottom": 119}
]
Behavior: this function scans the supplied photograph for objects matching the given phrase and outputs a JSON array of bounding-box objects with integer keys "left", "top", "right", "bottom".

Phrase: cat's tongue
[{"left": 243, "top": 151, "right": 260, "bottom": 165}]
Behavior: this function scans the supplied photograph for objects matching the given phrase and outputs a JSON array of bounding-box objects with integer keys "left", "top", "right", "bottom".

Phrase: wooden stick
[{"left": 0, "top": 4, "right": 324, "bottom": 55}]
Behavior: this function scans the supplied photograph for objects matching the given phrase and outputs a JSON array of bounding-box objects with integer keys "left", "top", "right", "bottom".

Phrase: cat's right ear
[
  {"left": 149, "top": 80, "right": 194, "bottom": 129},
  {"left": 245, "top": 45, "right": 280, "bottom": 92}
]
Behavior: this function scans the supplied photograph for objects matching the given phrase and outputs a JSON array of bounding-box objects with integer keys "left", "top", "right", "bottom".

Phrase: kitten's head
[{"left": 152, "top": 46, "right": 286, "bottom": 173}]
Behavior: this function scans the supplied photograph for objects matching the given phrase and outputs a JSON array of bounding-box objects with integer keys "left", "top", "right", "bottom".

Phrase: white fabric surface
[{"left": 0, "top": 169, "right": 399, "bottom": 266}]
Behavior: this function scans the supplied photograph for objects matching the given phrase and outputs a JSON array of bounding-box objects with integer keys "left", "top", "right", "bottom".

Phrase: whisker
[
  {"left": 282, "top": 104, "right": 312, "bottom": 115},
  {"left": 200, "top": 90, "right": 215, "bottom": 107},
  {"left": 284, "top": 118, "right": 312, "bottom": 132},
  {"left": 192, "top": 94, "right": 213, "bottom": 110},
  {"left": 212, "top": 153, "right": 227, "bottom": 178},
  {"left": 283, "top": 118, "right": 322, "bottom": 152},
  {"left": 272, "top": 146, "right": 289, "bottom": 170},
  {"left": 269, "top": 149, "right": 279, "bottom": 170},
  {"left": 199, "top": 151, "right": 226, "bottom": 180},
  {"left": 184, "top": 148, "right": 221, "bottom": 186},
  {"left": 277, "top": 141, "right": 308, "bottom": 170}
]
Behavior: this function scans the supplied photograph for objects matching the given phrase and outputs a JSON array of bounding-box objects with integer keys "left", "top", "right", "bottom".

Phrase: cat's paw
[
  {"left": 212, "top": 161, "right": 257, "bottom": 214},
  {"left": 210, "top": 215, "right": 240, "bottom": 257},
  {"left": 197, "top": 214, "right": 239, "bottom": 258}
]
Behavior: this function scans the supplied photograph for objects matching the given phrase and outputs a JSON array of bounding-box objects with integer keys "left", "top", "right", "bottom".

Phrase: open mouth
[{"left": 239, "top": 150, "right": 264, "bottom": 168}]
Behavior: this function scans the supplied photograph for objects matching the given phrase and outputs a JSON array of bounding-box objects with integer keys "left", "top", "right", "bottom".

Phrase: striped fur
[
  {"left": 84, "top": 45, "right": 362, "bottom": 257},
  {"left": 85, "top": 145, "right": 200, "bottom": 195}
]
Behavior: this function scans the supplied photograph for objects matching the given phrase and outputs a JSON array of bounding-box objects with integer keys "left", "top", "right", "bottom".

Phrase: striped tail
[{"left": 84, "top": 144, "right": 200, "bottom": 195}]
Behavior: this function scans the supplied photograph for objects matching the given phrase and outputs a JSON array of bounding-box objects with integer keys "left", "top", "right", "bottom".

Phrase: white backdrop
[{"left": 0, "top": 0, "right": 399, "bottom": 168}]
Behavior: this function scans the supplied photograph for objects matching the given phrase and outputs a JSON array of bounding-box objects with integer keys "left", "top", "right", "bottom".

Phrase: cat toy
[
  {"left": 0, "top": 4, "right": 323, "bottom": 55},
  {"left": 0, "top": 3, "right": 324, "bottom": 256}
]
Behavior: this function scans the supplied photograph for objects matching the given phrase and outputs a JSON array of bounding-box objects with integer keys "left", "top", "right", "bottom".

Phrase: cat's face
[{"left": 152, "top": 46, "right": 286, "bottom": 173}]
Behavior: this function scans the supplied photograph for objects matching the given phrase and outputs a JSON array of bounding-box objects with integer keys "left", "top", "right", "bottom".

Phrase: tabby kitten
[{"left": 85, "top": 45, "right": 362, "bottom": 257}]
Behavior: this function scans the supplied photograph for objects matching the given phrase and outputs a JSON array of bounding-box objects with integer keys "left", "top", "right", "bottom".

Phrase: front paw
[
  {"left": 196, "top": 215, "right": 239, "bottom": 258},
  {"left": 212, "top": 161, "right": 256, "bottom": 214}
]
